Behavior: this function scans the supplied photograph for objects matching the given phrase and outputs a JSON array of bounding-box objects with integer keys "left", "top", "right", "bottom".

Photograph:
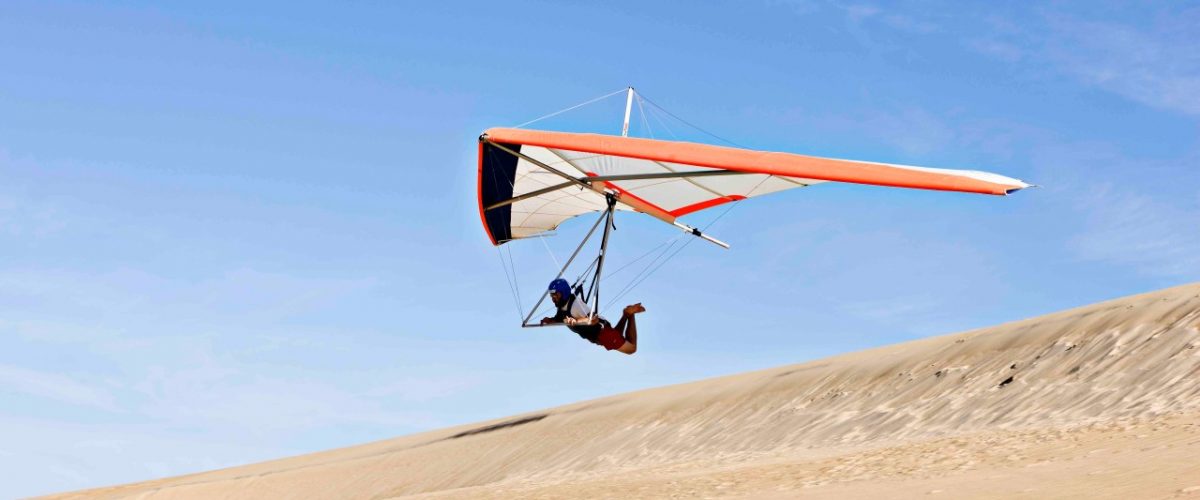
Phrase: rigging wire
[
  {"left": 636, "top": 92, "right": 747, "bottom": 149},
  {"left": 603, "top": 173, "right": 772, "bottom": 315},
  {"left": 512, "top": 87, "right": 630, "bottom": 129},
  {"left": 535, "top": 233, "right": 561, "bottom": 271},
  {"left": 600, "top": 215, "right": 686, "bottom": 309},
  {"left": 572, "top": 254, "right": 600, "bottom": 289},
  {"left": 486, "top": 145, "right": 532, "bottom": 321},
  {"left": 495, "top": 247, "right": 524, "bottom": 324},
  {"left": 636, "top": 92, "right": 654, "bottom": 139},
  {"left": 605, "top": 232, "right": 688, "bottom": 312},
  {"left": 505, "top": 244, "right": 523, "bottom": 317},
  {"left": 643, "top": 96, "right": 680, "bottom": 141},
  {"left": 602, "top": 232, "right": 685, "bottom": 281},
  {"left": 604, "top": 201, "right": 737, "bottom": 313},
  {"left": 576, "top": 255, "right": 601, "bottom": 302}
]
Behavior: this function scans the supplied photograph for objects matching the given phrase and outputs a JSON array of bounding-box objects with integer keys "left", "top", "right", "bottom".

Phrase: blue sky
[{"left": 2, "top": 1, "right": 1198, "bottom": 496}]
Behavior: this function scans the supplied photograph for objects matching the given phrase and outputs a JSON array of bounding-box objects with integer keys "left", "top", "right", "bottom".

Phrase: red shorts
[{"left": 596, "top": 327, "right": 626, "bottom": 350}]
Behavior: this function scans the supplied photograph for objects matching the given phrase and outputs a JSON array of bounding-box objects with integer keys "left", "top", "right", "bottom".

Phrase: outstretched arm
[
  {"left": 564, "top": 315, "right": 598, "bottom": 327},
  {"left": 541, "top": 314, "right": 597, "bottom": 327}
]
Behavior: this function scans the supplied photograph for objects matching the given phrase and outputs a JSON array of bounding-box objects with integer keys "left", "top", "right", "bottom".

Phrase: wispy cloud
[
  {"left": 0, "top": 364, "right": 120, "bottom": 412},
  {"left": 814, "top": 3, "right": 1200, "bottom": 116},
  {"left": 956, "top": 7, "right": 1200, "bottom": 116},
  {"left": 137, "top": 374, "right": 440, "bottom": 431},
  {"left": 844, "top": 4, "right": 881, "bottom": 22},
  {"left": 0, "top": 415, "right": 293, "bottom": 498},
  {"left": 833, "top": 105, "right": 958, "bottom": 156},
  {"left": 0, "top": 180, "right": 67, "bottom": 239},
  {"left": 1072, "top": 183, "right": 1200, "bottom": 277},
  {"left": 840, "top": 294, "right": 946, "bottom": 328},
  {"left": 0, "top": 266, "right": 379, "bottom": 338},
  {"left": 363, "top": 375, "right": 483, "bottom": 403},
  {"left": 839, "top": 3, "right": 939, "bottom": 34},
  {"left": 967, "top": 38, "right": 1023, "bottom": 63},
  {"left": 1042, "top": 12, "right": 1200, "bottom": 116},
  {"left": 1018, "top": 130, "right": 1200, "bottom": 279}
]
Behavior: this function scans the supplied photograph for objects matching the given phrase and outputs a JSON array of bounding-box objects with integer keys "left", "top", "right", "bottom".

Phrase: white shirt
[{"left": 561, "top": 295, "right": 592, "bottom": 319}]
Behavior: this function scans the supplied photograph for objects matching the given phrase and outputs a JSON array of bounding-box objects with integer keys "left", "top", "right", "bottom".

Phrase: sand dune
[{"left": 46, "top": 283, "right": 1200, "bottom": 499}]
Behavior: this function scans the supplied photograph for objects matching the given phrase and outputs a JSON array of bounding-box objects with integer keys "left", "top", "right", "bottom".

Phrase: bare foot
[{"left": 624, "top": 303, "right": 646, "bottom": 315}]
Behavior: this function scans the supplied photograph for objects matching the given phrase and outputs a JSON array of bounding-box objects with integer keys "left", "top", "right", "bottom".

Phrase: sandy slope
[{"left": 45, "top": 283, "right": 1200, "bottom": 499}]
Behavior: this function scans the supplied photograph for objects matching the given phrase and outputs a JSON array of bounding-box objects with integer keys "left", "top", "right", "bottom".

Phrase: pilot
[{"left": 539, "top": 278, "right": 645, "bottom": 355}]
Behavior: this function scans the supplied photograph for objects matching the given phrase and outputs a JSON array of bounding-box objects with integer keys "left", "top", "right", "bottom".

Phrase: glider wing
[{"left": 478, "top": 128, "right": 1028, "bottom": 245}]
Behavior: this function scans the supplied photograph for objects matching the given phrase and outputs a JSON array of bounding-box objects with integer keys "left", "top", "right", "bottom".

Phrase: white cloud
[
  {"left": 362, "top": 375, "right": 483, "bottom": 403},
  {"left": 0, "top": 364, "right": 120, "bottom": 412},
  {"left": 124, "top": 344, "right": 440, "bottom": 432},
  {"left": 0, "top": 266, "right": 378, "bottom": 339},
  {"left": 768, "top": 0, "right": 821, "bottom": 15},
  {"left": 0, "top": 416, "right": 294, "bottom": 498},
  {"left": 765, "top": 102, "right": 964, "bottom": 158},
  {"left": 842, "top": 294, "right": 942, "bottom": 323},
  {"left": 848, "top": 106, "right": 958, "bottom": 156},
  {"left": 1024, "top": 134, "right": 1200, "bottom": 279},
  {"left": 816, "top": 4, "right": 1200, "bottom": 116},
  {"left": 880, "top": 12, "right": 938, "bottom": 34},
  {"left": 0, "top": 152, "right": 70, "bottom": 238},
  {"left": 0, "top": 190, "right": 67, "bottom": 239},
  {"left": 845, "top": 4, "right": 881, "bottom": 22},
  {"left": 1072, "top": 184, "right": 1200, "bottom": 277},
  {"left": 954, "top": 8, "right": 1200, "bottom": 116},
  {"left": 967, "top": 38, "right": 1023, "bottom": 63},
  {"left": 1043, "top": 13, "right": 1200, "bottom": 116}
]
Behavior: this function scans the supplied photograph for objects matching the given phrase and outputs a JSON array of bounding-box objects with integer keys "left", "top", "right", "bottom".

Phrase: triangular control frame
[{"left": 520, "top": 194, "right": 616, "bottom": 328}]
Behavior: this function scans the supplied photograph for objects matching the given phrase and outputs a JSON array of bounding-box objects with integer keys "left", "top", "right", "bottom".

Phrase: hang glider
[
  {"left": 478, "top": 127, "right": 1029, "bottom": 247},
  {"left": 477, "top": 88, "right": 1030, "bottom": 327}
]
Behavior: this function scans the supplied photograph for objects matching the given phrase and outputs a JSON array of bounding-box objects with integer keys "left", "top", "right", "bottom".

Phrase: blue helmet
[{"left": 548, "top": 278, "right": 571, "bottom": 297}]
